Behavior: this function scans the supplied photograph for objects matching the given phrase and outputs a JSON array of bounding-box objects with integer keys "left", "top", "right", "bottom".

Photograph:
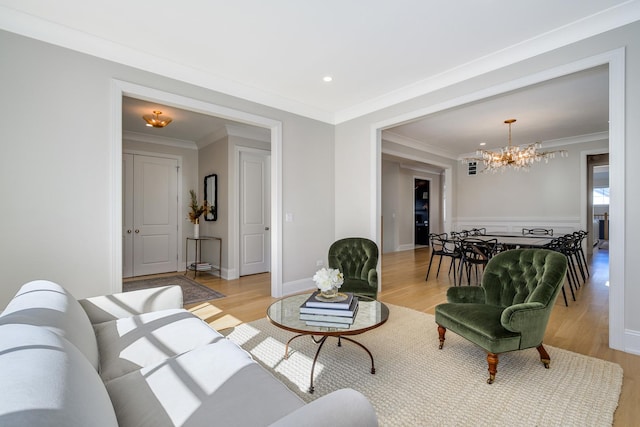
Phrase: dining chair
[
  {"left": 543, "top": 237, "right": 575, "bottom": 306},
  {"left": 457, "top": 238, "right": 498, "bottom": 286},
  {"left": 562, "top": 233, "right": 587, "bottom": 285},
  {"left": 573, "top": 230, "right": 590, "bottom": 279},
  {"left": 522, "top": 228, "right": 553, "bottom": 236},
  {"left": 469, "top": 228, "right": 487, "bottom": 236},
  {"left": 450, "top": 230, "right": 469, "bottom": 239},
  {"left": 426, "top": 233, "right": 461, "bottom": 284}
]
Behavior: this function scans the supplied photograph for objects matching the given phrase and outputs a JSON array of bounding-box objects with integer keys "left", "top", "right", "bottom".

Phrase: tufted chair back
[
  {"left": 328, "top": 238, "right": 379, "bottom": 299},
  {"left": 481, "top": 249, "right": 567, "bottom": 308}
]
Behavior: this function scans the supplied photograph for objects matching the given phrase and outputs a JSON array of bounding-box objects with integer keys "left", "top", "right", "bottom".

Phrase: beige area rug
[
  {"left": 123, "top": 275, "right": 224, "bottom": 305},
  {"left": 222, "top": 305, "right": 622, "bottom": 426}
]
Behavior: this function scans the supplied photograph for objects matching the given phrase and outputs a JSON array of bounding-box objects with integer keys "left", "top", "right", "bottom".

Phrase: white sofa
[{"left": 0, "top": 280, "right": 378, "bottom": 427}]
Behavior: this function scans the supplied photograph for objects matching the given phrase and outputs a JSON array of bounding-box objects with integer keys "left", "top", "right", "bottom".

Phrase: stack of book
[
  {"left": 299, "top": 291, "right": 359, "bottom": 328},
  {"left": 190, "top": 262, "right": 212, "bottom": 271}
]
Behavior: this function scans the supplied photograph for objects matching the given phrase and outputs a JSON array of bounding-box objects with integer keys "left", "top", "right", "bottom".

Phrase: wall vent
[{"left": 468, "top": 161, "right": 477, "bottom": 176}]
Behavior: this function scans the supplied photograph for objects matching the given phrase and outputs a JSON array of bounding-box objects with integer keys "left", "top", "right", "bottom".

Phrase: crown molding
[
  {"left": 196, "top": 127, "right": 228, "bottom": 150},
  {"left": 197, "top": 123, "right": 271, "bottom": 149},
  {"left": 457, "top": 131, "right": 610, "bottom": 159},
  {"left": 382, "top": 131, "right": 458, "bottom": 160},
  {"left": 225, "top": 124, "right": 271, "bottom": 142},
  {"left": 398, "top": 162, "right": 444, "bottom": 175},
  {"left": 334, "top": 1, "right": 640, "bottom": 124},
  {"left": 123, "top": 130, "right": 197, "bottom": 150},
  {"left": 544, "top": 131, "right": 609, "bottom": 148}
]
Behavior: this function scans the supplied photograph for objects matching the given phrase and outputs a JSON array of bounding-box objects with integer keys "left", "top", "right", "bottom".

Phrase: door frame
[
  {"left": 235, "top": 146, "right": 271, "bottom": 276},
  {"left": 110, "top": 80, "right": 283, "bottom": 297},
  {"left": 372, "top": 48, "right": 626, "bottom": 351},
  {"left": 123, "top": 150, "right": 183, "bottom": 277}
]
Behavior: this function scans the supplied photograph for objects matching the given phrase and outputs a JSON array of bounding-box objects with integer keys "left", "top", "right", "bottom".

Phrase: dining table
[{"left": 472, "top": 233, "right": 555, "bottom": 249}]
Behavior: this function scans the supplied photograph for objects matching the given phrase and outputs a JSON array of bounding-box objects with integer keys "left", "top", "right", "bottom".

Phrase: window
[{"left": 593, "top": 187, "right": 609, "bottom": 205}]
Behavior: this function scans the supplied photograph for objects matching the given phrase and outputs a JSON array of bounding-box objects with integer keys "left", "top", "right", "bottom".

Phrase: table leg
[
  {"left": 338, "top": 336, "right": 376, "bottom": 374},
  {"left": 308, "top": 336, "right": 328, "bottom": 393},
  {"left": 284, "top": 333, "right": 306, "bottom": 359},
  {"left": 283, "top": 333, "right": 377, "bottom": 393}
]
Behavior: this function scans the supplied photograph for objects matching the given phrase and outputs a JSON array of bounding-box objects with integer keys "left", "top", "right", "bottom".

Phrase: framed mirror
[{"left": 204, "top": 174, "right": 217, "bottom": 221}]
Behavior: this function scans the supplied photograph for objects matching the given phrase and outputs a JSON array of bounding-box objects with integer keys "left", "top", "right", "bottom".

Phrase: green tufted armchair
[
  {"left": 328, "top": 238, "right": 379, "bottom": 299},
  {"left": 435, "top": 249, "right": 567, "bottom": 384}
]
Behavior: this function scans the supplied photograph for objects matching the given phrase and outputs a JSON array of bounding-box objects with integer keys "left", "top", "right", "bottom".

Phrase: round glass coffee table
[{"left": 267, "top": 293, "right": 389, "bottom": 393}]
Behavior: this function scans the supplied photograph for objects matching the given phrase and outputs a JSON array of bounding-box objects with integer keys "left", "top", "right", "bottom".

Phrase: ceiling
[
  {"left": 123, "top": 97, "right": 250, "bottom": 148},
  {"left": 384, "top": 65, "right": 610, "bottom": 160},
  {"left": 1, "top": 1, "right": 634, "bottom": 158}
]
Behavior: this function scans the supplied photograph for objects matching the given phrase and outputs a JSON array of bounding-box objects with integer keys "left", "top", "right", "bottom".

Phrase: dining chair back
[
  {"left": 457, "top": 238, "right": 498, "bottom": 286},
  {"left": 522, "top": 228, "right": 553, "bottom": 236},
  {"left": 426, "top": 233, "right": 461, "bottom": 284}
]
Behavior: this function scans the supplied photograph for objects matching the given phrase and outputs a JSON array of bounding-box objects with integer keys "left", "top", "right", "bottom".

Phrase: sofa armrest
[
  {"left": 446, "top": 286, "right": 485, "bottom": 304},
  {"left": 78, "top": 285, "right": 183, "bottom": 324},
  {"left": 268, "top": 389, "right": 378, "bottom": 427}
]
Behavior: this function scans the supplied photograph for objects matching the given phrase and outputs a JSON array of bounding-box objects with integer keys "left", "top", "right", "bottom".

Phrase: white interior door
[
  {"left": 123, "top": 154, "right": 178, "bottom": 277},
  {"left": 240, "top": 150, "right": 271, "bottom": 276},
  {"left": 123, "top": 153, "right": 134, "bottom": 277}
]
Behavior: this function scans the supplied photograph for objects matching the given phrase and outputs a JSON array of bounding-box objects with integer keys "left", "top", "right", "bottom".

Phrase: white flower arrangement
[{"left": 312, "top": 267, "right": 344, "bottom": 292}]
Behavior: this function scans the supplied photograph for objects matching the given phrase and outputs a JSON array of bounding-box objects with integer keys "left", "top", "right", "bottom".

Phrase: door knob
[
  {"left": 135, "top": 229, "right": 140, "bottom": 233},
  {"left": 265, "top": 227, "right": 270, "bottom": 231},
  {"left": 127, "top": 229, "right": 132, "bottom": 234}
]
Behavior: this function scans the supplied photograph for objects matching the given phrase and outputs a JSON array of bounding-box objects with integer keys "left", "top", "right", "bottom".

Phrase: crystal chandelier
[
  {"left": 465, "top": 119, "right": 567, "bottom": 173},
  {"left": 143, "top": 110, "right": 173, "bottom": 128}
]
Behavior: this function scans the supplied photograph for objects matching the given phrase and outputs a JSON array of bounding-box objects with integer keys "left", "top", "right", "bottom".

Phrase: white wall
[
  {"left": 0, "top": 29, "right": 334, "bottom": 304},
  {"left": 381, "top": 159, "right": 442, "bottom": 252},
  {"left": 381, "top": 160, "right": 400, "bottom": 253},
  {"left": 335, "top": 21, "right": 640, "bottom": 351},
  {"left": 198, "top": 135, "right": 228, "bottom": 276}
]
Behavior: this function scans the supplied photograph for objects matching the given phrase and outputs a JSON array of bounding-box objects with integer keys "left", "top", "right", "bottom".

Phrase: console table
[{"left": 185, "top": 236, "right": 222, "bottom": 278}]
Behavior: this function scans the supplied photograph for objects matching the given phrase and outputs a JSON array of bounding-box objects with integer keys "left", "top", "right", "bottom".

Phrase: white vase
[
  {"left": 194, "top": 222, "right": 200, "bottom": 239},
  {"left": 320, "top": 286, "right": 339, "bottom": 299}
]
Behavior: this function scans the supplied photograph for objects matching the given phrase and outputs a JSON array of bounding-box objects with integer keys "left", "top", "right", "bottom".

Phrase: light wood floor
[{"left": 183, "top": 246, "right": 637, "bottom": 426}]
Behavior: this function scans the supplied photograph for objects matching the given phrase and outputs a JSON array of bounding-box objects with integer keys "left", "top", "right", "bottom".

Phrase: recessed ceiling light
[
  {"left": 323, "top": 76, "right": 333, "bottom": 82},
  {"left": 479, "top": 142, "right": 486, "bottom": 146}
]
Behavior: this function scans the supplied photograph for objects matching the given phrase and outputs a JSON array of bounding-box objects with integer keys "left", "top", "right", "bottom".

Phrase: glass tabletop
[{"left": 267, "top": 293, "right": 389, "bottom": 336}]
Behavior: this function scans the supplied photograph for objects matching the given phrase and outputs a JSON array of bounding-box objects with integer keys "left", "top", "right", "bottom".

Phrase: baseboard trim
[
  {"left": 397, "top": 244, "right": 416, "bottom": 252},
  {"left": 624, "top": 329, "right": 640, "bottom": 355},
  {"left": 282, "top": 277, "right": 315, "bottom": 296}
]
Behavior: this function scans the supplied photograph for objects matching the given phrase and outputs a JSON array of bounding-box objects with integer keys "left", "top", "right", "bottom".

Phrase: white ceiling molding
[
  {"left": 334, "top": 2, "right": 640, "bottom": 123},
  {"left": 398, "top": 162, "right": 444, "bottom": 175},
  {"left": 196, "top": 127, "right": 228, "bottom": 150},
  {"left": 543, "top": 131, "right": 609, "bottom": 147},
  {"left": 456, "top": 131, "right": 610, "bottom": 159},
  {"left": 123, "top": 130, "right": 197, "bottom": 150},
  {"left": 381, "top": 147, "right": 453, "bottom": 171},
  {"left": 225, "top": 124, "right": 271, "bottom": 142},
  {"left": 382, "top": 131, "right": 458, "bottom": 160}
]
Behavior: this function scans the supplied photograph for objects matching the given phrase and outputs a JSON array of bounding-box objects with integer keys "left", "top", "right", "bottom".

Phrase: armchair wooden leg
[
  {"left": 437, "top": 325, "right": 446, "bottom": 349},
  {"left": 487, "top": 352, "right": 499, "bottom": 384},
  {"left": 536, "top": 344, "right": 551, "bottom": 368}
]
